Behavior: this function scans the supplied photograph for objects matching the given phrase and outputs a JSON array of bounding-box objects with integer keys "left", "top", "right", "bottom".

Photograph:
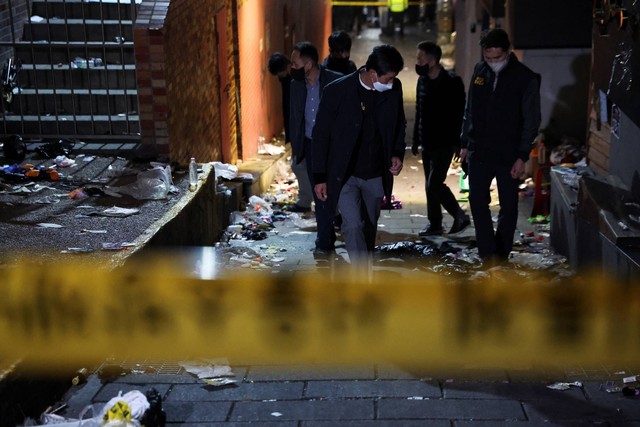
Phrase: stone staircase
[{"left": 3, "top": 0, "right": 140, "bottom": 140}]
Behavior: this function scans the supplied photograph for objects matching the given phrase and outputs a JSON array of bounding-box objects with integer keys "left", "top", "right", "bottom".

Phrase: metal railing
[{"left": 0, "top": 0, "right": 141, "bottom": 141}]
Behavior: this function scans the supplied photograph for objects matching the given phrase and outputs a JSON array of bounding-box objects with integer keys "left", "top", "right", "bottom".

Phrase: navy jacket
[
  {"left": 312, "top": 70, "right": 406, "bottom": 214},
  {"left": 289, "top": 66, "right": 343, "bottom": 163},
  {"left": 461, "top": 53, "right": 541, "bottom": 164}
]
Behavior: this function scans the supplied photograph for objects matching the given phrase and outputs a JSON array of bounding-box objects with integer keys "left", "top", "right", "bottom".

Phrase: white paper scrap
[{"left": 36, "top": 223, "right": 63, "bottom": 228}]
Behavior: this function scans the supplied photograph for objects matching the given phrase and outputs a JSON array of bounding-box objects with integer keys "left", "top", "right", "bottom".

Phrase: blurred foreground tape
[{"left": 1, "top": 260, "right": 640, "bottom": 369}]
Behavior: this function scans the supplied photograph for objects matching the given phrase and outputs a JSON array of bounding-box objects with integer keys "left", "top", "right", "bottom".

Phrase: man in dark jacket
[
  {"left": 289, "top": 42, "right": 343, "bottom": 255},
  {"left": 267, "top": 52, "right": 313, "bottom": 213},
  {"left": 412, "top": 41, "right": 470, "bottom": 237},
  {"left": 312, "top": 45, "right": 406, "bottom": 266},
  {"left": 460, "top": 29, "right": 541, "bottom": 263},
  {"left": 321, "top": 31, "right": 358, "bottom": 76}
]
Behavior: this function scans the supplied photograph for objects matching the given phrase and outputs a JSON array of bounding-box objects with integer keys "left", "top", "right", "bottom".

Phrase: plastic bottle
[
  {"left": 71, "top": 368, "right": 88, "bottom": 385},
  {"left": 188, "top": 157, "right": 198, "bottom": 191}
]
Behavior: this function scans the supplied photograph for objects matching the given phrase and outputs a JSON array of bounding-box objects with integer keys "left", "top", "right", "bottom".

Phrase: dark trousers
[
  {"left": 304, "top": 138, "right": 336, "bottom": 250},
  {"left": 389, "top": 11, "right": 405, "bottom": 35},
  {"left": 468, "top": 153, "right": 520, "bottom": 259},
  {"left": 421, "top": 148, "right": 462, "bottom": 228}
]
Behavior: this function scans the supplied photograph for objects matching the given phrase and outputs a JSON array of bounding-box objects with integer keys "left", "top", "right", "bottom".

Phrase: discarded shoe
[
  {"left": 449, "top": 214, "right": 471, "bottom": 234},
  {"left": 418, "top": 225, "right": 443, "bottom": 237}
]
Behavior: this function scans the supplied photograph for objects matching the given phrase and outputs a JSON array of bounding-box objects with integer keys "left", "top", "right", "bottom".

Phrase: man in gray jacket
[{"left": 289, "top": 42, "right": 342, "bottom": 255}]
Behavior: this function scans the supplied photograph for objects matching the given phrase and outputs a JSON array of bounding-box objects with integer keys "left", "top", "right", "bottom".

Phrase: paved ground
[{"left": 4, "top": 19, "right": 640, "bottom": 427}]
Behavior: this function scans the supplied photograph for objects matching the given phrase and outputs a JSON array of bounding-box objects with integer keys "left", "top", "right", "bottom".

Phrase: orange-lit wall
[{"left": 237, "top": 0, "right": 331, "bottom": 160}]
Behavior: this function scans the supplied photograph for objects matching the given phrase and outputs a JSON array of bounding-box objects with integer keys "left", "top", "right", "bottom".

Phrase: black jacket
[
  {"left": 461, "top": 53, "right": 541, "bottom": 164},
  {"left": 289, "top": 66, "right": 343, "bottom": 163},
  {"left": 312, "top": 70, "right": 406, "bottom": 214},
  {"left": 413, "top": 67, "right": 465, "bottom": 151}
]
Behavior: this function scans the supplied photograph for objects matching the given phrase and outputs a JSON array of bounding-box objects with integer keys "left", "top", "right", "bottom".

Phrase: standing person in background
[
  {"left": 321, "top": 31, "right": 358, "bottom": 76},
  {"left": 289, "top": 42, "right": 343, "bottom": 255},
  {"left": 268, "top": 52, "right": 313, "bottom": 213},
  {"left": 412, "top": 41, "right": 470, "bottom": 237},
  {"left": 312, "top": 45, "right": 406, "bottom": 268},
  {"left": 387, "top": 0, "right": 408, "bottom": 36},
  {"left": 460, "top": 29, "right": 541, "bottom": 264}
]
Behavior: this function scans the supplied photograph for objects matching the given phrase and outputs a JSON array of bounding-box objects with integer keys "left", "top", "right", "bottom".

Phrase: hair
[
  {"left": 365, "top": 44, "right": 404, "bottom": 75},
  {"left": 480, "top": 28, "right": 511, "bottom": 51},
  {"left": 293, "top": 41, "right": 319, "bottom": 64},
  {"left": 267, "top": 52, "right": 290, "bottom": 75},
  {"left": 328, "top": 31, "right": 352, "bottom": 53},
  {"left": 416, "top": 41, "right": 441, "bottom": 62}
]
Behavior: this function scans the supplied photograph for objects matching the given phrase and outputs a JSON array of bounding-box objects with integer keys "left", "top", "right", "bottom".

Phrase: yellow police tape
[
  {"left": 1, "top": 259, "right": 639, "bottom": 370},
  {"left": 331, "top": 1, "right": 430, "bottom": 6}
]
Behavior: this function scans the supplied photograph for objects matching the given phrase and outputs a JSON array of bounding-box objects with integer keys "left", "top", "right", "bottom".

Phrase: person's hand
[
  {"left": 389, "top": 157, "right": 403, "bottom": 176},
  {"left": 453, "top": 148, "right": 461, "bottom": 163},
  {"left": 511, "top": 158, "right": 525, "bottom": 179},
  {"left": 315, "top": 183, "right": 328, "bottom": 201},
  {"left": 411, "top": 144, "right": 420, "bottom": 156}
]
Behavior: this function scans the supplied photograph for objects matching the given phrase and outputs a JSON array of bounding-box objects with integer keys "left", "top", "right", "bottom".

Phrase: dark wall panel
[{"left": 507, "top": 0, "right": 592, "bottom": 49}]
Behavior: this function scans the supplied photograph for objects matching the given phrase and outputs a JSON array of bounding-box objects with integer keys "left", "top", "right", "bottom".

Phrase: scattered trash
[
  {"left": 289, "top": 212, "right": 316, "bottom": 231},
  {"left": 623, "top": 375, "right": 637, "bottom": 384},
  {"left": 36, "top": 223, "right": 63, "bottom": 228},
  {"left": 102, "top": 242, "right": 136, "bottom": 250},
  {"left": 54, "top": 155, "right": 75, "bottom": 167},
  {"left": 248, "top": 195, "right": 273, "bottom": 214},
  {"left": 213, "top": 162, "right": 238, "bottom": 180},
  {"left": 104, "top": 164, "right": 176, "bottom": 200},
  {"left": 600, "top": 381, "right": 622, "bottom": 393},
  {"left": 61, "top": 247, "right": 95, "bottom": 254},
  {"left": 623, "top": 387, "right": 640, "bottom": 397},
  {"left": 35, "top": 139, "right": 75, "bottom": 158},
  {"left": 547, "top": 381, "right": 583, "bottom": 390},
  {"left": 98, "top": 206, "right": 140, "bottom": 217},
  {"left": 179, "top": 358, "right": 237, "bottom": 387}
]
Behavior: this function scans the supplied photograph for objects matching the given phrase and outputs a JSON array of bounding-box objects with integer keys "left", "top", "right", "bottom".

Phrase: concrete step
[
  {"left": 2, "top": 113, "right": 140, "bottom": 137},
  {"left": 15, "top": 41, "right": 135, "bottom": 65},
  {"left": 31, "top": 0, "right": 139, "bottom": 21},
  {"left": 20, "top": 64, "right": 137, "bottom": 90},
  {"left": 9, "top": 88, "right": 138, "bottom": 116},
  {"left": 23, "top": 19, "right": 134, "bottom": 43}
]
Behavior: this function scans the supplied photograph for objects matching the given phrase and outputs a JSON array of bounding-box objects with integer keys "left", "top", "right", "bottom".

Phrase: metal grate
[{"left": 0, "top": 0, "right": 142, "bottom": 142}]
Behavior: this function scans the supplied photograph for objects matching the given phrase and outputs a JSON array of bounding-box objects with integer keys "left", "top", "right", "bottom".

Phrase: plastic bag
[
  {"left": 105, "top": 166, "right": 174, "bottom": 200},
  {"left": 213, "top": 162, "right": 238, "bottom": 180}
]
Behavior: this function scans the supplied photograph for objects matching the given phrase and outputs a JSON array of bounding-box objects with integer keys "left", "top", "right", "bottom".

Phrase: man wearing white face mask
[
  {"left": 460, "top": 28, "right": 541, "bottom": 265},
  {"left": 312, "top": 44, "right": 406, "bottom": 269}
]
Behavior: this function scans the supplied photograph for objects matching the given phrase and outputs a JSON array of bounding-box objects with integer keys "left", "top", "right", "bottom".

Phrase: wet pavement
[{"left": 4, "top": 20, "right": 640, "bottom": 427}]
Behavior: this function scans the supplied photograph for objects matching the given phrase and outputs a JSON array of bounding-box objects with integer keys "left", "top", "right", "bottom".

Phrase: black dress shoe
[
  {"left": 418, "top": 225, "right": 443, "bottom": 237},
  {"left": 449, "top": 214, "right": 471, "bottom": 234},
  {"left": 288, "top": 203, "right": 311, "bottom": 213}
]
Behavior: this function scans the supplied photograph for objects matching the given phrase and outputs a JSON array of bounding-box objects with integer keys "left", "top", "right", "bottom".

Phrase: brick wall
[
  {"left": 237, "top": 0, "right": 331, "bottom": 159},
  {"left": 134, "top": 0, "right": 224, "bottom": 164},
  {"left": 133, "top": 0, "right": 330, "bottom": 164}
]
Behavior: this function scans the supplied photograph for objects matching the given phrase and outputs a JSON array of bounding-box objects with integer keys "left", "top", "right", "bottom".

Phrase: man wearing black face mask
[
  {"left": 268, "top": 52, "right": 314, "bottom": 213},
  {"left": 412, "top": 41, "right": 469, "bottom": 237},
  {"left": 290, "top": 42, "right": 342, "bottom": 256},
  {"left": 321, "top": 31, "right": 357, "bottom": 76}
]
